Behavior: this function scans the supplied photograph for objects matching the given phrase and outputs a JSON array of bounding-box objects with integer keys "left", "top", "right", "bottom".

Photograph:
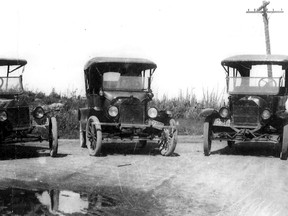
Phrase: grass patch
[
  {"left": 177, "top": 118, "right": 203, "bottom": 135},
  {"left": 20, "top": 88, "right": 222, "bottom": 139}
]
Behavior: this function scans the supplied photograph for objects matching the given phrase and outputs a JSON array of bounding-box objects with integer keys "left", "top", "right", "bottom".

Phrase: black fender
[
  {"left": 199, "top": 108, "right": 222, "bottom": 125},
  {"left": 155, "top": 110, "right": 172, "bottom": 126},
  {"left": 78, "top": 108, "right": 105, "bottom": 132},
  {"left": 78, "top": 108, "right": 89, "bottom": 132},
  {"left": 199, "top": 108, "right": 217, "bottom": 119},
  {"left": 276, "top": 110, "right": 288, "bottom": 120}
]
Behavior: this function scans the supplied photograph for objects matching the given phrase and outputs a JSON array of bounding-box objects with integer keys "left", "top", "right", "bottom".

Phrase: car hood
[
  {"left": 103, "top": 91, "right": 148, "bottom": 102},
  {"left": 234, "top": 96, "right": 266, "bottom": 107},
  {"left": 0, "top": 98, "right": 27, "bottom": 110}
]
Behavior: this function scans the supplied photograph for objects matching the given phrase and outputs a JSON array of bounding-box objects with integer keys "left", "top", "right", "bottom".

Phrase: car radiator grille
[
  {"left": 232, "top": 104, "right": 259, "bottom": 127},
  {"left": 7, "top": 107, "right": 30, "bottom": 128},
  {"left": 119, "top": 98, "right": 144, "bottom": 124}
]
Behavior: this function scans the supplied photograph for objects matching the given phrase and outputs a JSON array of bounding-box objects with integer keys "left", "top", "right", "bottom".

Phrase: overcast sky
[{"left": 1, "top": 0, "right": 288, "bottom": 98}]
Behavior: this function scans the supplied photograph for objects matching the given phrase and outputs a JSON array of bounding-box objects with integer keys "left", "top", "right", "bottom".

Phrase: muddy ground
[{"left": 0, "top": 136, "right": 287, "bottom": 216}]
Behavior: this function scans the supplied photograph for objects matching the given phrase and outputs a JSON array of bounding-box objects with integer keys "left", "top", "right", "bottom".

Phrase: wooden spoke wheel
[
  {"left": 49, "top": 117, "right": 58, "bottom": 157},
  {"left": 79, "top": 123, "right": 86, "bottom": 148},
  {"left": 86, "top": 116, "right": 102, "bottom": 156},
  {"left": 159, "top": 119, "right": 178, "bottom": 156},
  {"left": 203, "top": 122, "right": 212, "bottom": 156},
  {"left": 280, "top": 124, "right": 288, "bottom": 160}
]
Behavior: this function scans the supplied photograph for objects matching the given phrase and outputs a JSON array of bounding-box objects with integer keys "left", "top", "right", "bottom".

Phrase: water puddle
[{"left": 0, "top": 187, "right": 118, "bottom": 215}]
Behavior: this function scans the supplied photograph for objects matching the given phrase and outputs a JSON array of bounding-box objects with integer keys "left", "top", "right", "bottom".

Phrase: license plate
[
  {"left": 213, "top": 118, "right": 230, "bottom": 126},
  {"left": 150, "top": 120, "right": 164, "bottom": 128}
]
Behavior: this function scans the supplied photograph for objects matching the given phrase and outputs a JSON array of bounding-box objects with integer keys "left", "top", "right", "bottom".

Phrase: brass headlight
[
  {"left": 148, "top": 107, "right": 158, "bottom": 118},
  {"left": 0, "top": 111, "right": 7, "bottom": 122},
  {"left": 33, "top": 107, "right": 45, "bottom": 119},
  {"left": 108, "top": 106, "right": 119, "bottom": 117},
  {"left": 261, "top": 109, "right": 271, "bottom": 120},
  {"left": 219, "top": 107, "right": 230, "bottom": 118}
]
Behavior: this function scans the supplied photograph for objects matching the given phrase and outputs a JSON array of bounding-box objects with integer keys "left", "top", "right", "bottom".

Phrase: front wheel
[
  {"left": 86, "top": 116, "right": 102, "bottom": 156},
  {"left": 159, "top": 119, "right": 178, "bottom": 156},
  {"left": 280, "top": 124, "right": 288, "bottom": 160},
  {"left": 203, "top": 122, "right": 212, "bottom": 156},
  {"left": 49, "top": 117, "right": 58, "bottom": 157}
]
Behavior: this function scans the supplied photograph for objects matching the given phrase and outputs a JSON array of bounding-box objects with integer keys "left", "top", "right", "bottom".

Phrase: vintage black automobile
[
  {"left": 0, "top": 58, "right": 58, "bottom": 157},
  {"left": 201, "top": 54, "right": 288, "bottom": 160},
  {"left": 78, "top": 57, "right": 177, "bottom": 156}
]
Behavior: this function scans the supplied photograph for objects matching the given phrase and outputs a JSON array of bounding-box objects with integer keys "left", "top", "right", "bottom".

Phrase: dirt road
[{"left": 0, "top": 136, "right": 287, "bottom": 216}]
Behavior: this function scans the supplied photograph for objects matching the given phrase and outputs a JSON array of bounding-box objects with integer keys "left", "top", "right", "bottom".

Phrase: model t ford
[
  {"left": 0, "top": 58, "right": 58, "bottom": 157},
  {"left": 78, "top": 57, "right": 177, "bottom": 156},
  {"left": 201, "top": 55, "right": 288, "bottom": 160}
]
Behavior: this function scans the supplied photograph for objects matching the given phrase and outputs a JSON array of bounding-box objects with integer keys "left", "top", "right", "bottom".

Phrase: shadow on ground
[
  {"left": 0, "top": 143, "right": 68, "bottom": 160},
  {"left": 90, "top": 141, "right": 180, "bottom": 157},
  {"left": 211, "top": 142, "right": 281, "bottom": 158},
  {"left": 101, "top": 141, "right": 160, "bottom": 156}
]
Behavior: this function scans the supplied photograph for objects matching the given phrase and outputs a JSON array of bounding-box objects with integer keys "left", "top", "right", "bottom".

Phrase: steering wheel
[
  {"left": 258, "top": 78, "right": 277, "bottom": 87},
  {"left": 0, "top": 78, "right": 4, "bottom": 89}
]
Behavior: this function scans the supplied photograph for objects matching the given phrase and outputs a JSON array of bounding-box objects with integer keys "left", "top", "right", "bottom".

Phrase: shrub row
[{"left": 23, "top": 88, "right": 224, "bottom": 138}]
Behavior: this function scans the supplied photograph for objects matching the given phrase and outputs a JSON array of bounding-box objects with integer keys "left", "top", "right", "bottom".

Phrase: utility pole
[{"left": 247, "top": 1, "right": 283, "bottom": 77}]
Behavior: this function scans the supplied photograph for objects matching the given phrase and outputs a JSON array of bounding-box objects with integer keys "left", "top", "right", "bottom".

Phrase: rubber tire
[
  {"left": 86, "top": 116, "right": 102, "bottom": 156},
  {"left": 203, "top": 122, "right": 211, "bottom": 156},
  {"left": 280, "top": 124, "right": 288, "bottom": 160},
  {"left": 49, "top": 117, "right": 58, "bottom": 157},
  {"left": 0, "top": 77, "right": 4, "bottom": 88},
  {"left": 160, "top": 119, "right": 178, "bottom": 156},
  {"left": 79, "top": 123, "right": 86, "bottom": 148},
  {"left": 227, "top": 141, "right": 235, "bottom": 148}
]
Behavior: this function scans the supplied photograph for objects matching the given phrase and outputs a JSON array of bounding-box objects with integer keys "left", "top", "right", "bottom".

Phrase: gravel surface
[{"left": 0, "top": 136, "right": 287, "bottom": 216}]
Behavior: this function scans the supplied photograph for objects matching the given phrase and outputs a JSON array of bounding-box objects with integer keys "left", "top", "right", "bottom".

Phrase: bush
[
  {"left": 21, "top": 88, "right": 224, "bottom": 138},
  {"left": 152, "top": 88, "right": 224, "bottom": 135}
]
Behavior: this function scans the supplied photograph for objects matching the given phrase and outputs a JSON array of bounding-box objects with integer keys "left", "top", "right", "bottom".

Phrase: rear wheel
[
  {"left": 86, "top": 116, "right": 102, "bottom": 156},
  {"left": 159, "top": 119, "right": 178, "bottom": 156},
  {"left": 49, "top": 117, "right": 58, "bottom": 157},
  {"left": 280, "top": 124, "right": 288, "bottom": 160},
  {"left": 203, "top": 122, "right": 212, "bottom": 156},
  {"left": 79, "top": 123, "right": 86, "bottom": 148}
]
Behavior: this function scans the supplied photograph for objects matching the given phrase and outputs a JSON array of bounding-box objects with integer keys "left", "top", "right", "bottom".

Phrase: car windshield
[
  {"left": 228, "top": 77, "right": 282, "bottom": 95},
  {"left": 228, "top": 64, "right": 285, "bottom": 95},
  {"left": 103, "top": 72, "right": 149, "bottom": 91},
  {"left": 0, "top": 65, "right": 24, "bottom": 94},
  {"left": 0, "top": 77, "right": 23, "bottom": 94}
]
